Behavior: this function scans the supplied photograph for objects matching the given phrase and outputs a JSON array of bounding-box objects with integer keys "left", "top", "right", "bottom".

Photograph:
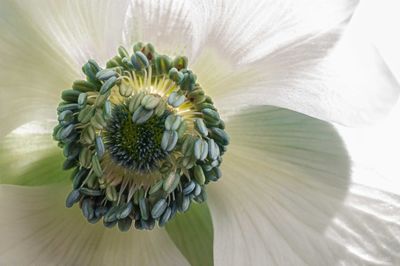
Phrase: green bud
[
  {"left": 79, "top": 147, "right": 92, "bottom": 168},
  {"left": 132, "top": 106, "right": 154, "bottom": 124},
  {"left": 173, "top": 56, "right": 188, "bottom": 70},
  {"left": 168, "top": 68, "right": 184, "bottom": 84},
  {"left": 194, "top": 165, "right": 206, "bottom": 185},
  {"left": 81, "top": 125, "right": 96, "bottom": 144},
  {"left": 161, "top": 130, "right": 178, "bottom": 152},
  {"left": 92, "top": 154, "right": 103, "bottom": 177},
  {"left": 163, "top": 173, "right": 180, "bottom": 194},
  {"left": 106, "top": 186, "right": 118, "bottom": 202},
  {"left": 135, "top": 51, "right": 149, "bottom": 68},
  {"left": 141, "top": 94, "right": 161, "bottom": 110},
  {"left": 151, "top": 199, "right": 167, "bottom": 219},
  {"left": 149, "top": 179, "right": 164, "bottom": 195},
  {"left": 118, "top": 46, "right": 130, "bottom": 59},
  {"left": 78, "top": 105, "right": 95, "bottom": 124},
  {"left": 96, "top": 69, "right": 117, "bottom": 81},
  {"left": 194, "top": 118, "right": 208, "bottom": 137},
  {"left": 133, "top": 42, "right": 144, "bottom": 52},
  {"left": 129, "top": 92, "right": 145, "bottom": 113},
  {"left": 154, "top": 100, "right": 166, "bottom": 117},
  {"left": 194, "top": 138, "right": 208, "bottom": 160},
  {"left": 100, "top": 76, "right": 117, "bottom": 95},
  {"left": 155, "top": 55, "right": 172, "bottom": 74},
  {"left": 61, "top": 89, "right": 80, "bottom": 103},
  {"left": 211, "top": 127, "right": 230, "bottom": 146}
]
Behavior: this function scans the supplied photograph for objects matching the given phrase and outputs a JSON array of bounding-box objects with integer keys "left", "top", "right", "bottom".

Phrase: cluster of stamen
[{"left": 53, "top": 43, "right": 229, "bottom": 231}]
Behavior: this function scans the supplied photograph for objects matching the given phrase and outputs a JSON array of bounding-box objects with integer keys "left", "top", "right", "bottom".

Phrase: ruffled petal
[
  {"left": 166, "top": 203, "right": 214, "bottom": 266},
  {"left": 122, "top": 0, "right": 201, "bottom": 60},
  {"left": 15, "top": 0, "right": 130, "bottom": 67},
  {"left": 208, "top": 106, "right": 400, "bottom": 265},
  {"left": 0, "top": 1, "right": 77, "bottom": 136},
  {"left": 0, "top": 184, "right": 189, "bottom": 265},
  {"left": 191, "top": 0, "right": 358, "bottom": 64},
  {"left": 195, "top": 28, "right": 399, "bottom": 125}
]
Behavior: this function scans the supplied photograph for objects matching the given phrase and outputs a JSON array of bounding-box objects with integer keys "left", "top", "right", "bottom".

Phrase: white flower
[{"left": 0, "top": 0, "right": 399, "bottom": 265}]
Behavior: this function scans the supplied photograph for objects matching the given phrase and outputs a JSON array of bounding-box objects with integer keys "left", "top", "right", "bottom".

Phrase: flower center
[
  {"left": 105, "top": 104, "right": 168, "bottom": 171},
  {"left": 53, "top": 43, "right": 229, "bottom": 231}
]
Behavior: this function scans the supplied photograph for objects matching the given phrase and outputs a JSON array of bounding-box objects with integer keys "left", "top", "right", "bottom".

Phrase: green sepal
[{"left": 166, "top": 203, "right": 214, "bottom": 266}]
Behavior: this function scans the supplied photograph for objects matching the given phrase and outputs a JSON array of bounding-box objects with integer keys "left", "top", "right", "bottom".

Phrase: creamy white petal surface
[
  {"left": 0, "top": 130, "right": 56, "bottom": 181},
  {"left": 194, "top": 32, "right": 399, "bottom": 126},
  {"left": 191, "top": 0, "right": 358, "bottom": 64},
  {"left": 15, "top": 0, "right": 130, "bottom": 68},
  {"left": 122, "top": 0, "right": 200, "bottom": 60},
  {"left": 190, "top": 0, "right": 399, "bottom": 125},
  {"left": 351, "top": 0, "right": 400, "bottom": 82},
  {"left": 0, "top": 184, "right": 189, "bottom": 266},
  {"left": 0, "top": 1, "right": 77, "bottom": 136},
  {"left": 336, "top": 102, "right": 400, "bottom": 196},
  {"left": 208, "top": 106, "right": 400, "bottom": 265}
]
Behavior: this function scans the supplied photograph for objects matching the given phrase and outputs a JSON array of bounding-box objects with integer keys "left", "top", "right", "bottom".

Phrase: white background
[{"left": 337, "top": 0, "right": 400, "bottom": 194}]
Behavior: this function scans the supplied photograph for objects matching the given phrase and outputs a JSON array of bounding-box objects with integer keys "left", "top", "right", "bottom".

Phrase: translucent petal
[
  {"left": 0, "top": 184, "right": 189, "bottom": 265},
  {"left": 166, "top": 203, "right": 214, "bottom": 266},
  {"left": 0, "top": 132, "right": 67, "bottom": 186},
  {"left": 351, "top": 0, "right": 400, "bottom": 82},
  {"left": 122, "top": 0, "right": 201, "bottom": 60},
  {"left": 15, "top": 0, "right": 130, "bottom": 67},
  {"left": 195, "top": 28, "right": 399, "bottom": 125},
  {"left": 0, "top": 1, "right": 77, "bottom": 136},
  {"left": 336, "top": 102, "right": 400, "bottom": 195},
  {"left": 191, "top": 0, "right": 358, "bottom": 64},
  {"left": 208, "top": 106, "right": 400, "bottom": 265}
]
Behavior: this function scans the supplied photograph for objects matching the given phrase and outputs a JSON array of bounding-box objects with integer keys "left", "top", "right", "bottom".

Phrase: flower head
[
  {"left": 0, "top": 0, "right": 400, "bottom": 265},
  {"left": 55, "top": 43, "right": 229, "bottom": 230}
]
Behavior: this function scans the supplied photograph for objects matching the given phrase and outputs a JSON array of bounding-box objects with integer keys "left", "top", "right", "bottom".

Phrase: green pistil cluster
[
  {"left": 53, "top": 42, "right": 230, "bottom": 231},
  {"left": 105, "top": 104, "right": 168, "bottom": 171}
]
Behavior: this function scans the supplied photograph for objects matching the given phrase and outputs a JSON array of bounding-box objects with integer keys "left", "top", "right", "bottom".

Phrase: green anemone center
[
  {"left": 105, "top": 104, "right": 167, "bottom": 171},
  {"left": 54, "top": 42, "right": 230, "bottom": 231}
]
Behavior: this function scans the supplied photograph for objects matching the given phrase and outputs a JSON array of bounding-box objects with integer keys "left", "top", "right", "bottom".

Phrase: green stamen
[{"left": 53, "top": 43, "right": 229, "bottom": 231}]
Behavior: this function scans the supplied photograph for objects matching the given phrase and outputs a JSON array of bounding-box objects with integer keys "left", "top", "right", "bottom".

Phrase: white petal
[
  {"left": 208, "top": 106, "right": 400, "bottom": 265},
  {"left": 0, "top": 1, "right": 77, "bottom": 136},
  {"left": 198, "top": 28, "right": 399, "bottom": 125},
  {"left": 336, "top": 102, "right": 400, "bottom": 195},
  {"left": 122, "top": 0, "right": 201, "bottom": 60},
  {"left": 0, "top": 184, "right": 189, "bottom": 265},
  {"left": 16, "top": 0, "right": 130, "bottom": 67},
  {"left": 351, "top": 0, "right": 400, "bottom": 82},
  {"left": 192, "top": 0, "right": 358, "bottom": 64},
  {"left": 0, "top": 130, "right": 56, "bottom": 182}
]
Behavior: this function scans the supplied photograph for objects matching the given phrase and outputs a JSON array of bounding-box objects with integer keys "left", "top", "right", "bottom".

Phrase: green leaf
[{"left": 166, "top": 203, "right": 214, "bottom": 266}]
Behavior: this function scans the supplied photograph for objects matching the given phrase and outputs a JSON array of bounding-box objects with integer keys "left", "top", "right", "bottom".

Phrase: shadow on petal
[
  {"left": 0, "top": 184, "right": 189, "bottom": 265},
  {"left": 0, "top": 133, "right": 67, "bottom": 186},
  {"left": 208, "top": 106, "right": 352, "bottom": 265}
]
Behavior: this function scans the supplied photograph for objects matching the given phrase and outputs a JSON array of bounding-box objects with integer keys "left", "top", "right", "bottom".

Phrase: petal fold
[
  {"left": 192, "top": 0, "right": 358, "bottom": 64},
  {"left": 0, "top": 135, "right": 65, "bottom": 186},
  {"left": 200, "top": 31, "right": 400, "bottom": 125},
  {"left": 208, "top": 106, "right": 400, "bottom": 265}
]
